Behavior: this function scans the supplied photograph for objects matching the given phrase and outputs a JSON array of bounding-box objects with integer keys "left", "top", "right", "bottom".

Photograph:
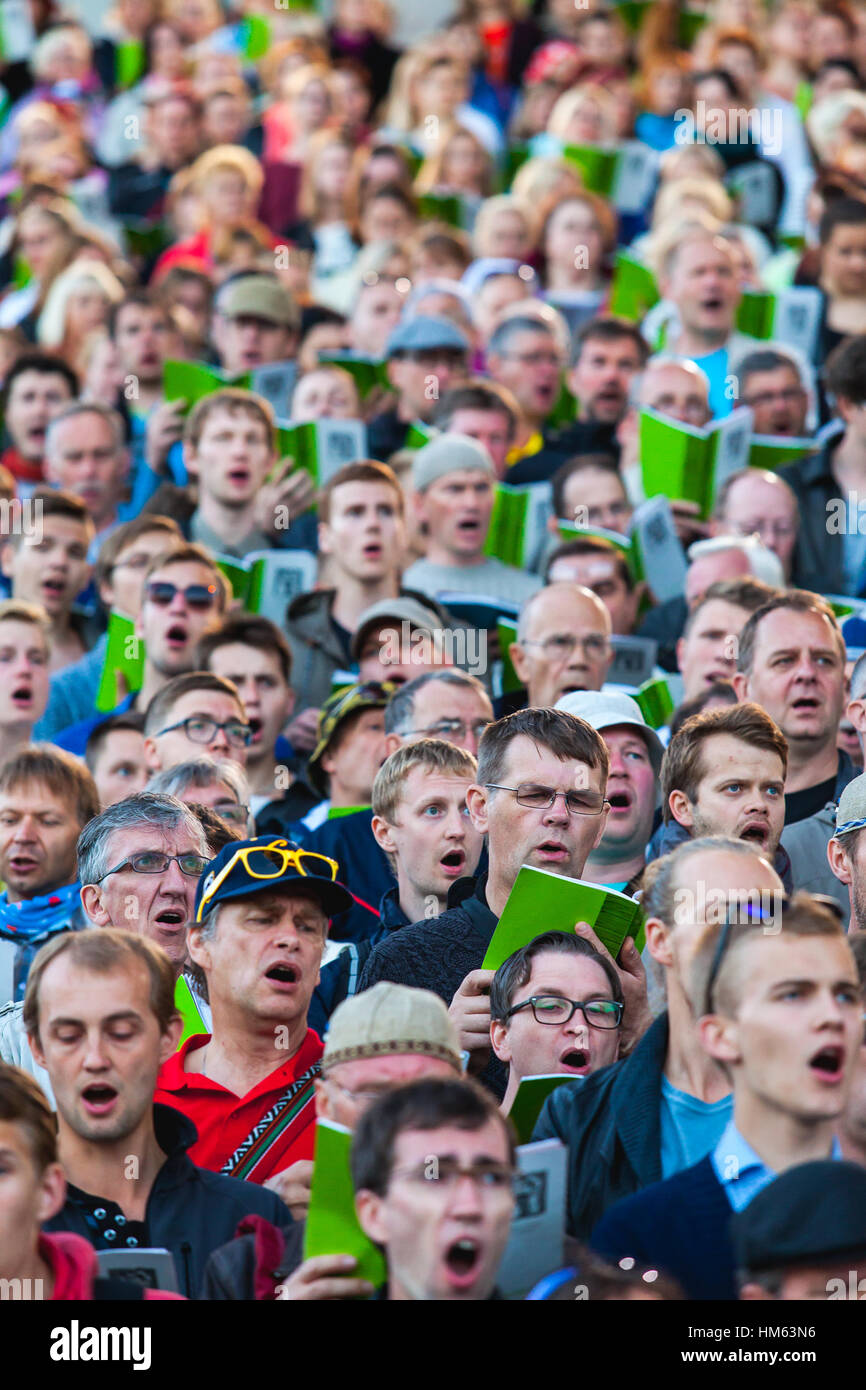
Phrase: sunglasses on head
[{"left": 146, "top": 581, "right": 219, "bottom": 610}]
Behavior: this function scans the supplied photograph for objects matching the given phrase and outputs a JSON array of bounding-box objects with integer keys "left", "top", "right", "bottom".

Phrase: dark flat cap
[{"left": 732, "top": 1161, "right": 866, "bottom": 1272}]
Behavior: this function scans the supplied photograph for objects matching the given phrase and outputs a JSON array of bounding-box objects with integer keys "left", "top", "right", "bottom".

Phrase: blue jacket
[
  {"left": 590, "top": 1155, "right": 737, "bottom": 1300},
  {"left": 0, "top": 883, "right": 87, "bottom": 1001},
  {"left": 301, "top": 809, "right": 392, "bottom": 943},
  {"left": 308, "top": 885, "right": 409, "bottom": 1037},
  {"left": 34, "top": 634, "right": 108, "bottom": 740}
]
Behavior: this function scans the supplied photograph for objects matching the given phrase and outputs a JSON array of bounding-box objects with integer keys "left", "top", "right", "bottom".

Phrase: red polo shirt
[{"left": 155, "top": 1030, "right": 323, "bottom": 1184}]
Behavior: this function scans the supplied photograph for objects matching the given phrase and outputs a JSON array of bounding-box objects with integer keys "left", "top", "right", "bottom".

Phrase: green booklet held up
[
  {"left": 303, "top": 1121, "right": 386, "bottom": 1290},
  {"left": 634, "top": 675, "right": 676, "bottom": 729},
  {"left": 318, "top": 353, "right": 391, "bottom": 400},
  {"left": 485, "top": 481, "right": 552, "bottom": 569},
  {"left": 509, "top": 1076, "right": 574, "bottom": 1145},
  {"left": 609, "top": 251, "right": 660, "bottom": 323},
  {"left": 215, "top": 550, "right": 317, "bottom": 625},
  {"left": 482, "top": 865, "right": 646, "bottom": 972},
  {"left": 639, "top": 405, "right": 753, "bottom": 519},
  {"left": 736, "top": 286, "right": 822, "bottom": 360},
  {"left": 164, "top": 358, "right": 297, "bottom": 418},
  {"left": 95, "top": 612, "right": 145, "bottom": 713},
  {"left": 276, "top": 419, "right": 367, "bottom": 487},
  {"left": 748, "top": 433, "right": 815, "bottom": 471},
  {"left": 563, "top": 140, "right": 658, "bottom": 215}
]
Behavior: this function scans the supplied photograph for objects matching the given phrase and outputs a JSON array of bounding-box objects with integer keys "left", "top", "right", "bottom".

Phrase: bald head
[
  {"left": 511, "top": 583, "right": 613, "bottom": 708},
  {"left": 713, "top": 470, "right": 799, "bottom": 580},
  {"left": 685, "top": 547, "right": 752, "bottom": 606},
  {"left": 638, "top": 359, "right": 711, "bottom": 427}
]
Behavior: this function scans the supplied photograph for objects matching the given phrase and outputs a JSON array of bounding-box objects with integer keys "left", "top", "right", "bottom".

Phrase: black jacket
[
  {"left": 779, "top": 431, "right": 851, "bottom": 597},
  {"left": 44, "top": 1104, "right": 291, "bottom": 1299},
  {"left": 359, "top": 874, "right": 507, "bottom": 1097},
  {"left": 532, "top": 1013, "right": 670, "bottom": 1238}
]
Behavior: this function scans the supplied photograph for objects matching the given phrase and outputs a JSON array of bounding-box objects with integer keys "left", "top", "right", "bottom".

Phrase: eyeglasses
[
  {"left": 196, "top": 839, "right": 339, "bottom": 920},
  {"left": 503, "top": 994, "right": 623, "bottom": 1029},
  {"left": 214, "top": 802, "right": 250, "bottom": 828},
  {"left": 701, "top": 892, "right": 844, "bottom": 1016},
  {"left": 485, "top": 783, "right": 608, "bottom": 816},
  {"left": 153, "top": 716, "right": 252, "bottom": 748},
  {"left": 732, "top": 520, "right": 796, "bottom": 541},
  {"left": 145, "top": 581, "right": 219, "bottom": 610},
  {"left": 390, "top": 1158, "right": 516, "bottom": 1192},
  {"left": 742, "top": 387, "right": 805, "bottom": 408},
  {"left": 323, "top": 1076, "right": 406, "bottom": 1107},
  {"left": 404, "top": 718, "right": 491, "bottom": 742},
  {"left": 95, "top": 851, "right": 210, "bottom": 884},
  {"left": 520, "top": 634, "right": 611, "bottom": 661},
  {"left": 500, "top": 351, "right": 562, "bottom": 368}
]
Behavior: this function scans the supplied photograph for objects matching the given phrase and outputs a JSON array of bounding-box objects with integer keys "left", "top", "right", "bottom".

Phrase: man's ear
[
  {"left": 644, "top": 914, "right": 672, "bottom": 967},
  {"left": 317, "top": 519, "right": 332, "bottom": 557},
  {"left": 314, "top": 1076, "right": 334, "bottom": 1122},
  {"left": 159, "top": 1014, "right": 184, "bottom": 1064},
  {"left": 0, "top": 540, "right": 15, "bottom": 580},
  {"left": 828, "top": 836, "right": 853, "bottom": 886},
  {"left": 184, "top": 443, "right": 199, "bottom": 481},
  {"left": 38, "top": 1161, "right": 67, "bottom": 1225},
  {"left": 509, "top": 640, "right": 530, "bottom": 685},
  {"left": 668, "top": 790, "right": 695, "bottom": 830},
  {"left": 490, "top": 1017, "right": 511, "bottom": 1064},
  {"left": 143, "top": 736, "right": 161, "bottom": 772},
  {"left": 731, "top": 671, "right": 749, "bottom": 701},
  {"left": 81, "top": 884, "right": 111, "bottom": 926},
  {"left": 591, "top": 801, "right": 610, "bottom": 851},
  {"left": 699, "top": 1012, "right": 740, "bottom": 1067},
  {"left": 675, "top": 636, "right": 686, "bottom": 675},
  {"left": 466, "top": 782, "right": 490, "bottom": 835},
  {"left": 384, "top": 732, "right": 402, "bottom": 756},
  {"left": 187, "top": 925, "right": 211, "bottom": 972},
  {"left": 371, "top": 814, "right": 397, "bottom": 856},
  {"left": 847, "top": 696, "right": 866, "bottom": 736},
  {"left": 355, "top": 1188, "right": 387, "bottom": 1246}
]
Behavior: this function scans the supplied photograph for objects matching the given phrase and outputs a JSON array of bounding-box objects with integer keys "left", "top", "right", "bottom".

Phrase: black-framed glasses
[
  {"left": 485, "top": 783, "right": 608, "bottom": 816},
  {"left": 702, "top": 893, "right": 845, "bottom": 1016},
  {"left": 503, "top": 995, "right": 623, "bottom": 1029},
  {"left": 153, "top": 716, "right": 252, "bottom": 748},
  {"left": 405, "top": 718, "right": 491, "bottom": 742},
  {"left": 95, "top": 851, "right": 209, "bottom": 883},
  {"left": 145, "top": 581, "right": 219, "bottom": 610},
  {"left": 390, "top": 1158, "right": 516, "bottom": 1191}
]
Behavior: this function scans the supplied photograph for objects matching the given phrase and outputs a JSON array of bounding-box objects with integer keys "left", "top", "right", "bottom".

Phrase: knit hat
[
  {"left": 322, "top": 982, "right": 463, "bottom": 1072},
  {"left": 411, "top": 432, "right": 496, "bottom": 493}
]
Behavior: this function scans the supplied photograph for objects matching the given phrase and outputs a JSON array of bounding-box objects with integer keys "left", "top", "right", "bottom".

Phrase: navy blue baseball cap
[{"left": 194, "top": 836, "right": 353, "bottom": 922}]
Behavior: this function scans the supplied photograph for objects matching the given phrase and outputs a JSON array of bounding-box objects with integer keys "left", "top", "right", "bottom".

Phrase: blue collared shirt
[{"left": 712, "top": 1119, "right": 842, "bottom": 1211}]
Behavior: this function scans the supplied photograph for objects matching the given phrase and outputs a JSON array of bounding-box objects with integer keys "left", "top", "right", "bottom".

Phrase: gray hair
[
  {"left": 45, "top": 401, "right": 125, "bottom": 461},
  {"left": 77, "top": 792, "right": 209, "bottom": 887},
  {"left": 687, "top": 533, "right": 785, "bottom": 589},
  {"left": 147, "top": 756, "right": 249, "bottom": 805},
  {"left": 384, "top": 670, "right": 490, "bottom": 735},
  {"left": 851, "top": 651, "right": 866, "bottom": 704}
]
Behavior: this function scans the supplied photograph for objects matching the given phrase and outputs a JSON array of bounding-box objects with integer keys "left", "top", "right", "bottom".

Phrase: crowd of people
[{"left": 3, "top": 0, "right": 866, "bottom": 1310}]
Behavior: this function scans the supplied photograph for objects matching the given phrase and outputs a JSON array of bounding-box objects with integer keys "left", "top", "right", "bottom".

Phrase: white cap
[{"left": 555, "top": 690, "right": 664, "bottom": 774}]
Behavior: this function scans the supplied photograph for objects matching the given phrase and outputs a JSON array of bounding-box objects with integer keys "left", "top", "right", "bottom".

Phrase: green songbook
[
  {"left": 563, "top": 141, "right": 658, "bottom": 215},
  {"left": 303, "top": 1121, "right": 386, "bottom": 1289},
  {"left": 276, "top": 419, "right": 367, "bottom": 487},
  {"left": 215, "top": 549, "right": 317, "bottom": 624},
  {"left": 484, "top": 481, "right": 552, "bottom": 569},
  {"left": 482, "top": 865, "right": 645, "bottom": 972},
  {"left": 95, "top": 611, "right": 144, "bottom": 713},
  {"left": 634, "top": 675, "right": 675, "bottom": 729},
  {"left": 609, "top": 251, "right": 660, "bottom": 322},
  {"left": 318, "top": 353, "right": 390, "bottom": 399},
  {"left": 497, "top": 616, "right": 521, "bottom": 696},
  {"left": 115, "top": 40, "right": 145, "bottom": 89},
  {"left": 612, "top": 0, "right": 653, "bottom": 32},
  {"left": 736, "top": 286, "right": 822, "bottom": 359},
  {"left": 748, "top": 434, "right": 815, "bottom": 471},
  {"left": 563, "top": 143, "right": 618, "bottom": 196},
  {"left": 639, "top": 405, "right": 753, "bottom": 519},
  {"left": 164, "top": 359, "right": 297, "bottom": 418},
  {"left": 509, "top": 1075, "right": 574, "bottom": 1145}
]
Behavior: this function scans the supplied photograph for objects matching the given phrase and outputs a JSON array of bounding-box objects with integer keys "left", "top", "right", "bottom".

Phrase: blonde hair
[
  {"left": 414, "top": 123, "right": 493, "bottom": 197},
  {"left": 0, "top": 599, "right": 50, "bottom": 648},
  {"left": 37, "top": 259, "right": 124, "bottom": 349},
  {"left": 651, "top": 176, "right": 733, "bottom": 231},
  {"left": 510, "top": 156, "right": 583, "bottom": 218},
  {"left": 191, "top": 144, "right": 264, "bottom": 198},
  {"left": 372, "top": 740, "right": 478, "bottom": 826},
  {"left": 472, "top": 195, "right": 531, "bottom": 258},
  {"left": 297, "top": 128, "right": 355, "bottom": 222},
  {"left": 547, "top": 84, "right": 618, "bottom": 144}
]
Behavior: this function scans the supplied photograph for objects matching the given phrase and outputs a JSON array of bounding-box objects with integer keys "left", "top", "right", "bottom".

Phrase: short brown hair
[
  {"left": 736, "top": 591, "right": 844, "bottom": 677},
  {"left": 691, "top": 891, "right": 846, "bottom": 1019},
  {"left": 23, "top": 928, "right": 179, "bottom": 1043},
  {"left": 0, "top": 745, "right": 99, "bottom": 828},
  {"left": 681, "top": 578, "right": 777, "bottom": 640},
  {"left": 93, "top": 514, "right": 182, "bottom": 593},
  {"left": 476, "top": 707, "right": 609, "bottom": 789},
  {"left": 661, "top": 703, "right": 788, "bottom": 824},
  {"left": 197, "top": 612, "right": 292, "bottom": 685},
  {"left": 0, "top": 1064, "right": 57, "bottom": 1173},
  {"left": 184, "top": 388, "right": 276, "bottom": 453},
  {"left": 3, "top": 487, "right": 93, "bottom": 552},
  {"left": 0, "top": 599, "right": 50, "bottom": 649},
  {"left": 372, "top": 739, "right": 477, "bottom": 824},
  {"left": 143, "top": 542, "right": 231, "bottom": 610},
  {"left": 318, "top": 460, "right": 404, "bottom": 525},
  {"left": 143, "top": 672, "right": 243, "bottom": 737}
]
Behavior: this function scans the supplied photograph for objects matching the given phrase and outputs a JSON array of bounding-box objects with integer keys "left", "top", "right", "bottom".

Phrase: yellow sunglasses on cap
[{"left": 195, "top": 839, "right": 339, "bottom": 922}]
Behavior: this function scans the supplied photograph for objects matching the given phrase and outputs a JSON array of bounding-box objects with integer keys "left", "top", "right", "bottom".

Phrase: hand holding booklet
[
  {"left": 303, "top": 1120, "right": 386, "bottom": 1290},
  {"left": 481, "top": 865, "right": 646, "bottom": 973}
]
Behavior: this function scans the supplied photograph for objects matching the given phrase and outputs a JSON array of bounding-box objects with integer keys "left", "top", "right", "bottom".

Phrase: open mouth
[
  {"left": 444, "top": 1238, "right": 481, "bottom": 1289},
  {"left": 228, "top": 468, "right": 250, "bottom": 486},
  {"left": 791, "top": 697, "right": 820, "bottom": 712},
  {"left": 248, "top": 716, "right": 263, "bottom": 743},
  {"left": 362, "top": 544, "right": 382, "bottom": 559},
  {"left": 154, "top": 908, "right": 185, "bottom": 932},
  {"left": 165, "top": 623, "right": 188, "bottom": 647},
  {"left": 266, "top": 962, "right": 299, "bottom": 986},
  {"left": 701, "top": 296, "right": 724, "bottom": 312},
  {"left": 41, "top": 578, "right": 66, "bottom": 600},
  {"left": 809, "top": 1045, "right": 845, "bottom": 1082},
  {"left": 535, "top": 840, "right": 568, "bottom": 861},
  {"left": 560, "top": 1047, "right": 590, "bottom": 1074},
  {"left": 607, "top": 789, "right": 632, "bottom": 813},
  {"left": 9, "top": 855, "right": 39, "bottom": 873},
  {"left": 81, "top": 1083, "right": 118, "bottom": 1116},
  {"left": 457, "top": 518, "right": 480, "bottom": 532},
  {"left": 440, "top": 849, "right": 465, "bottom": 876},
  {"left": 739, "top": 822, "right": 769, "bottom": 844},
  {"left": 10, "top": 686, "right": 32, "bottom": 707}
]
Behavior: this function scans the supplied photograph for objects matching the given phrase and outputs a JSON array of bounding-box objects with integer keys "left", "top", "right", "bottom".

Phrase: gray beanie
[{"left": 411, "top": 433, "right": 496, "bottom": 493}]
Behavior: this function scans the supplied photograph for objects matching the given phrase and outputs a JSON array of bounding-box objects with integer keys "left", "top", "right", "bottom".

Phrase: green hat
[{"left": 307, "top": 680, "right": 397, "bottom": 798}]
